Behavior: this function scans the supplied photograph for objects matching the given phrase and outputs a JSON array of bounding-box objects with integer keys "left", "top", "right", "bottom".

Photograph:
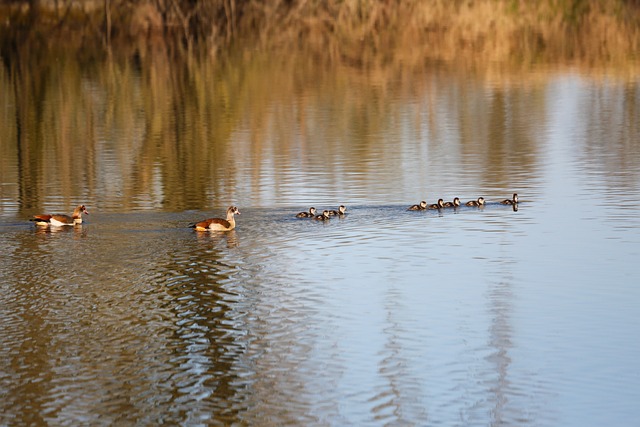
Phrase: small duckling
[
  {"left": 328, "top": 205, "right": 346, "bottom": 216},
  {"left": 408, "top": 201, "right": 427, "bottom": 211},
  {"left": 443, "top": 197, "right": 461, "bottom": 208},
  {"left": 500, "top": 193, "right": 518, "bottom": 205},
  {"left": 296, "top": 207, "right": 317, "bottom": 218},
  {"left": 314, "top": 210, "right": 331, "bottom": 221},
  {"left": 465, "top": 197, "right": 485, "bottom": 207},
  {"left": 427, "top": 199, "right": 445, "bottom": 210}
]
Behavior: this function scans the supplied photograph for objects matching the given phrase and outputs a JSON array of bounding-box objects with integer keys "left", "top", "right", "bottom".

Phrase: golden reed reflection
[{"left": 0, "top": 49, "right": 639, "bottom": 215}]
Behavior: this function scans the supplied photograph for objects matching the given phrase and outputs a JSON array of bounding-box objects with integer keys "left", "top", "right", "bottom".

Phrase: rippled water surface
[{"left": 1, "top": 59, "right": 640, "bottom": 426}]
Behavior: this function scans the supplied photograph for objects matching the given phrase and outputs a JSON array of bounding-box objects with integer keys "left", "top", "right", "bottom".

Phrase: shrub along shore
[{"left": 1, "top": 0, "right": 639, "bottom": 66}]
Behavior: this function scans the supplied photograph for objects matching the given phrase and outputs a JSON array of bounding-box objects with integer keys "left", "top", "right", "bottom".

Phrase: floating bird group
[
  {"left": 296, "top": 205, "right": 346, "bottom": 221},
  {"left": 28, "top": 195, "right": 517, "bottom": 232},
  {"left": 406, "top": 194, "right": 518, "bottom": 211}
]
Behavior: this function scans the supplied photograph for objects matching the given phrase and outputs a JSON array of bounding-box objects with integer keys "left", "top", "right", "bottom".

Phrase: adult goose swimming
[
  {"left": 191, "top": 206, "right": 240, "bottom": 231},
  {"left": 30, "top": 205, "right": 89, "bottom": 226}
]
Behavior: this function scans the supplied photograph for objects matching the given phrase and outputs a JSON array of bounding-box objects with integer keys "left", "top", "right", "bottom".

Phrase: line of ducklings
[
  {"left": 293, "top": 193, "right": 518, "bottom": 222},
  {"left": 296, "top": 205, "right": 347, "bottom": 221},
  {"left": 408, "top": 193, "right": 518, "bottom": 210}
]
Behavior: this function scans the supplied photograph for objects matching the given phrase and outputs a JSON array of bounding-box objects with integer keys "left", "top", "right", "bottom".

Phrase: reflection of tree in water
[
  {"left": 154, "top": 233, "right": 249, "bottom": 423},
  {"left": 2, "top": 44, "right": 639, "bottom": 216},
  {"left": 1, "top": 51, "right": 552, "bottom": 214},
  {"left": 0, "top": 230, "right": 64, "bottom": 426},
  {"left": 458, "top": 81, "right": 545, "bottom": 190},
  {"left": 579, "top": 81, "right": 640, "bottom": 197},
  {"left": 375, "top": 286, "right": 427, "bottom": 424},
  {"left": 486, "top": 274, "right": 515, "bottom": 425},
  {"left": 484, "top": 256, "right": 541, "bottom": 426}
]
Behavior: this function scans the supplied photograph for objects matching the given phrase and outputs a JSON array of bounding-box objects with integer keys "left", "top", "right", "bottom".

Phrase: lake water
[{"left": 1, "top": 56, "right": 640, "bottom": 426}]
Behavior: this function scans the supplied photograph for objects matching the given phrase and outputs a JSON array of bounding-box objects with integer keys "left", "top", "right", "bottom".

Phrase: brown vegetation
[
  {"left": 1, "top": 0, "right": 639, "bottom": 65},
  {"left": 2, "top": 3, "right": 639, "bottom": 213}
]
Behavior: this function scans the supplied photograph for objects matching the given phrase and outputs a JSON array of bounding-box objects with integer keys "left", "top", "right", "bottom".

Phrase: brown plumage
[
  {"left": 30, "top": 205, "right": 89, "bottom": 226},
  {"left": 443, "top": 197, "right": 460, "bottom": 208},
  {"left": 408, "top": 201, "right": 427, "bottom": 211},
  {"left": 328, "top": 205, "right": 346, "bottom": 216},
  {"left": 427, "top": 199, "right": 445, "bottom": 210},
  {"left": 314, "top": 210, "right": 331, "bottom": 221},
  {"left": 296, "top": 207, "right": 316, "bottom": 218},
  {"left": 500, "top": 193, "right": 518, "bottom": 205},
  {"left": 191, "top": 206, "right": 240, "bottom": 231},
  {"left": 465, "top": 197, "right": 485, "bottom": 207}
]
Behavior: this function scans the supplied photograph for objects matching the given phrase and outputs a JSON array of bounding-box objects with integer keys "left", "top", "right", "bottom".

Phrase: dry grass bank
[
  {"left": 246, "top": 0, "right": 640, "bottom": 66},
  {"left": 1, "top": 0, "right": 639, "bottom": 66}
]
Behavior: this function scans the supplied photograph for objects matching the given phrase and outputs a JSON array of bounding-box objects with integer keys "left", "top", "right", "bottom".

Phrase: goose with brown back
[
  {"left": 30, "top": 205, "right": 89, "bottom": 226},
  {"left": 191, "top": 206, "right": 240, "bottom": 231}
]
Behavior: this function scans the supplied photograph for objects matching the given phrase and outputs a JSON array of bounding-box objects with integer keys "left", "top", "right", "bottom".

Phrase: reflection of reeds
[
  {"left": 1, "top": 0, "right": 639, "bottom": 64},
  {"left": 1, "top": 31, "right": 639, "bottom": 215}
]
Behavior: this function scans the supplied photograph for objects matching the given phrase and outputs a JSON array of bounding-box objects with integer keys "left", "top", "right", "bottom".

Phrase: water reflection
[
  {"left": 3, "top": 55, "right": 637, "bottom": 214},
  {"left": 1, "top": 53, "right": 640, "bottom": 426},
  {"left": 374, "top": 285, "right": 428, "bottom": 424},
  {"left": 0, "top": 55, "right": 620, "bottom": 214},
  {"left": 193, "top": 229, "right": 240, "bottom": 248},
  {"left": 577, "top": 80, "right": 640, "bottom": 198},
  {"left": 151, "top": 236, "right": 247, "bottom": 423},
  {"left": 485, "top": 260, "right": 519, "bottom": 426}
]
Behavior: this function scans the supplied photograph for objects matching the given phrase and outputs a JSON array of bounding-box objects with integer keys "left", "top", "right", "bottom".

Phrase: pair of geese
[
  {"left": 29, "top": 194, "right": 518, "bottom": 232},
  {"left": 30, "top": 205, "right": 242, "bottom": 232},
  {"left": 408, "top": 193, "right": 518, "bottom": 210}
]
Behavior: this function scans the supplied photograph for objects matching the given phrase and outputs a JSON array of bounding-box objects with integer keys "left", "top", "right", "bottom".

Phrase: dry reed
[{"left": 0, "top": 0, "right": 639, "bottom": 66}]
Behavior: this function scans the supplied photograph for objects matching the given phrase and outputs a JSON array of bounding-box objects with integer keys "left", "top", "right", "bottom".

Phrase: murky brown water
[{"left": 1, "top": 56, "right": 640, "bottom": 426}]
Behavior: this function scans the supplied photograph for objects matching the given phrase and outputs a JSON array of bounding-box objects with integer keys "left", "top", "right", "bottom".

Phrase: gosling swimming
[
  {"left": 314, "top": 210, "right": 331, "bottom": 221},
  {"left": 427, "top": 199, "right": 445, "bottom": 210},
  {"left": 500, "top": 193, "right": 518, "bottom": 205},
  {"left": 465, "top": 197, "right": 485, "bottom": 207},
  {"left": 443, "top": 197, "right": 461, "bottom": 208},
  {"left": 408, "top": 201, "right": 428, "bottom": 211},
  {"left": 328, "top": 205, "right": 347, "bottom": 216},
  {"left": 296, "top": 207, "right": 317, "bottom": 218}
]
